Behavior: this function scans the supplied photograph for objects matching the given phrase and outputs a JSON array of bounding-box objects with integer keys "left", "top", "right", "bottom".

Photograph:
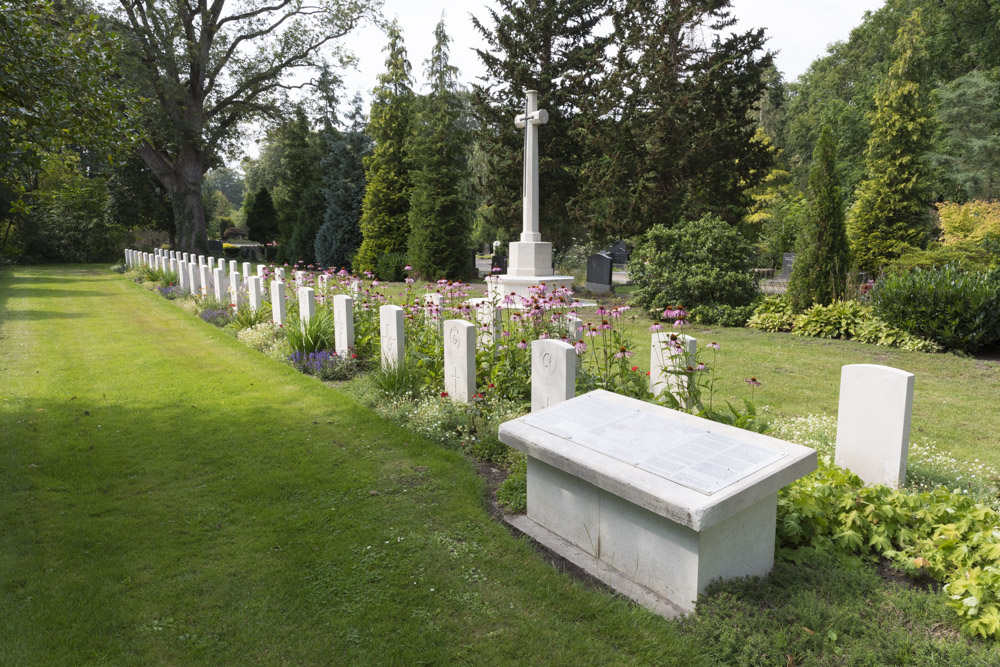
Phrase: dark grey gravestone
[
  {"left": 207, "top": 240, "right": 224, "bottom": 254},
  {"left": 608, "top": 240, "right": 630, "bottom": 266},
  {"left": 781, "top": 253, "right": 796, "bottom": 279},
  {"left": 586, "top": 252, "right": 613, "bottom": 293},
  {"left": 491, "top": 254, "right": 508, "bottom": 274}
]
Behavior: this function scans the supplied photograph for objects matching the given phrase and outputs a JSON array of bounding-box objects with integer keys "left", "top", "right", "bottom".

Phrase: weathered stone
[
  {"left": 443, "top": 320, "right": 476, "bottom": 403},
  {"left": 531, "top": 339, "right": 576, "bottom": 412}
]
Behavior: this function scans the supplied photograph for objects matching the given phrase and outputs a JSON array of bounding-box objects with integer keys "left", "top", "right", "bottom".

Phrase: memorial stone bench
[{"left": 499, "top": 389, "right": 817, "bottom": 616}]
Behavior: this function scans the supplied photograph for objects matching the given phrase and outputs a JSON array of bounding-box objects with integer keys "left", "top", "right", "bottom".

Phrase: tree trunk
[{"left": 138, "top": 142, "right": 208, "bottom": 255}]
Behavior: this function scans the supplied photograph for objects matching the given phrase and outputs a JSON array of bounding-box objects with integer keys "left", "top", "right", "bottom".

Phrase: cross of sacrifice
[{"left": 514, "top": 90, "right": 549, "bottom": 243}]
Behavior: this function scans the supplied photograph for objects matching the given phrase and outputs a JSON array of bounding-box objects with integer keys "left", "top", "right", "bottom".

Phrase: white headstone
[
  {"left": 257, "top": 264, "right": 266, "bottom": 279},
  {"left": 213, "top": 267, "right": 226, "bottom": 302},
  {"left": 199, "top": 264, "right": 210, "bottom": 297},
  {"left": 242, "top": 262, "right": 252, "bottom": 280},
  {"left": 444, "top": 320, "right": 476, "bottom": 403},
  {"left": 298, "top": 287, "right": 315, "bottom": 326},
  {"left": 230, "top": 272, "right": 243, "bottom": 310},
  {"left": 176, "top": 260, "right": 187, "bottom": 290},
  {"left": 271, "top": 280, "right": 286, "bottom": 326},
  {"left": 567, "top": 316, "right": 583, "bottom": 342},
  {"left": 531, "top": 339, "right": 576, "bottom": 412},
  {"left": 349, "top": 278, "right": 361, "bottom": 295},
  {"left": 275, "top": 267, "right": 285, "bottom": 281},
  {"left": 650, "top": 333, "right": 697, "bottom": 408},
  {"left": 247, "top": 276, "right": 262, "bottom": 311},
  {"left": 333, "top": 294, "right": 354, "bottom": 356},
  {"left": 183, "top": 252, "right": 190, "bottom": 263},
  {"left": 199, "top": 255, "right": 206, "bottom": 267},
  {"left": 835, "top": 364, "right": 914, "bottom": 487},
  {"left": 379, "top": 305, "right": 405, "bottom": 370},
  {"left": 169, "top": 258, "right": 177, "bottom": 275},
  {"left": 186, "top": 262, "right": 197, "bottom": 295},
  {"left": 217, "top": 258, "right": 226, "bottom": 272},
  {"left": 169, "top": 250, "right": 176, "bottom": 260},
  {"left": 229, "top": 259, "right": 238, "bottom": 277}
]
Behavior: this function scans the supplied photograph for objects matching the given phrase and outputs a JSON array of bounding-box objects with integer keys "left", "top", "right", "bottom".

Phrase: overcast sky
[{"left": 244, "top": 0, "right": 886, "bottom": 158}]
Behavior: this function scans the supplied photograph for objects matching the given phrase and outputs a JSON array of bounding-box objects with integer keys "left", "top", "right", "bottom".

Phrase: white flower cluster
[{"left": 237, "top": 322, "right": 285, "bottom": 354}]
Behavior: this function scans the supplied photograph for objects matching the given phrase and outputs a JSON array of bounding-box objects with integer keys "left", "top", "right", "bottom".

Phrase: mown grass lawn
[{"left": 2, "top": 265, "right": 1000, "bottom": 665}]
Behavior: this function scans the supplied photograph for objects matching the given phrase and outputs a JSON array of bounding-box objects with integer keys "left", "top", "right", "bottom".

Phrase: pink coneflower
[
  {"left": 600, "top": 320, "right": 613, "bottom": 331},
  {"left": 585, "top": 327, "right": 598, "bottom": 338},
  {"left": 404, "top": 264, "right": 412, "bottom": 271},
  {"left": 649, "top": 323, "right": 663, "bottom": 332},
  {"left": 613, "top": 346, "right": 633, "bottom": 360},
  {"left": 707, "top": 342, "right": 720, "bottom": 350},
  {"left": 539, "top": 332, "right": 550, "bottom": 339},
  {"left": 574, "top": 340, "right": 587, "bottom": 354},
  {"left": 517, "top": 339, "right": 528, "bottom": 350},
  {"left": 745, "top": 377, "right": 761, "bottom": 387},
  {"left": 696, "top": 362, "right": 707, "bottom": 371}
]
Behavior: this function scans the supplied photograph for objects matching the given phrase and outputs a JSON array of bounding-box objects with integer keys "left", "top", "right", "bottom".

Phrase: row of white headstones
[{"left": 125, "top": 247, "right": 916, "bottom": 489}]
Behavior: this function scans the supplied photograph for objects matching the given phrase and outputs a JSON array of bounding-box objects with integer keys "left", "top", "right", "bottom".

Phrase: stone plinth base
[
  {"left": 585, "top": 281, "right": 612, "bottom": 294},
  {"left": 489, "top": 274, "right": 574, "bottom": 301},
  {"left": 522, "top": 457, "right": 778, "bottom": 614},
  {"left": 509, "top": 241, "right": 553, "bottom": 277}
]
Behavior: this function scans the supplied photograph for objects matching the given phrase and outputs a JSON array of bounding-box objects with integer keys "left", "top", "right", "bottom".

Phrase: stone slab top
[{"left": 498, "top": 389, "right": 817, "bottom": 532}]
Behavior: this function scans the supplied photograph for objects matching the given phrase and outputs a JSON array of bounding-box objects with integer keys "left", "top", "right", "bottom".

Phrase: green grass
[{"left": 3, "top": 265, "right": 1000, "bottom": 664}]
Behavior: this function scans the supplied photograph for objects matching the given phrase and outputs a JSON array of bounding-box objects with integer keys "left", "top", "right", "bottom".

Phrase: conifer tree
[
  {"left": 788, "top": 125, "right": 849, "bottom": 310},
  {"left": 244, "top": 186, "right": 279, "bottom": 245},
  {"left": 356, "top": 22, "right": 413, "bottom": 273},
  {"left": 276, "top": 107, "right": 325, "bottom": 263},
  {"left": 406, "top": 20, "right": 473, "bottom": 280},
  {"left": 315, "top": 93, "right": 371, "bottom": 270},
  {"left": 850, "top": 10, "right": 934, "bottom": 273}
]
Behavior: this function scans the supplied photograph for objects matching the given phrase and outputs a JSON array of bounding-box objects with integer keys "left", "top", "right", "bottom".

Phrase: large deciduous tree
[
  {"left": 114, "top": 0, "right": 379, "bottom": 254},
  {"left": 356, "top": 21, "right": 413, "bottom": 273},
  {"left": 850, "top": 10, "right": 935, "bottom": 273}
]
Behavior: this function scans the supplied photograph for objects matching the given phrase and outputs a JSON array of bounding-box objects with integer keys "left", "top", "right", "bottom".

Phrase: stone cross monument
[{"left": 493, "top": 90, "right": 573, "bottom": 301}]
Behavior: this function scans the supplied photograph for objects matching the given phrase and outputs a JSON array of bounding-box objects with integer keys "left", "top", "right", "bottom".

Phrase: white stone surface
[
  {"left": 271, "top": 280, "right": 286, "bottom": 326},
  {"left": 199, "top": 264, "right": 210, "bottom": 297},
  {"left": 176, "top": 261, "right": 187, "bottom": 290},
  {"left": 443, "top": 320, "right": 476, "bottom": 403},
  {"left": 257, "top": 264, "right": 266, "bottom": 278},
  {"left": 229, "top": 260, "right": 238, "bottom": 277},
  {"left": 186, "top": 262, "right": 197, "bottom": 295},
  {"left": 298, "top": 286, "right": 315, "bottom": 325},
  {"left": 247, "top": 276, "right": 262, "bottom": 311},
  {"left": 295, "top": 270, "right": 305, "bottom": 288},
  {"left": 333, "top": 294, "right": 354, "bottom": 356},
  {"left": 212, "top": 268, "right": 226, "bottom": 302},
  {"left": 499, "top": 390, "right": 817, "bottom": 614},
  {"left": 242, "top": 262, "right": 252, "bottom": 280},
  {"left": 567, "top": 316, "right": 583, "bottom": 342},
  {"left": 531, "top": 339, "right": 576, "bottom": 412},
  {"left": 475, "top": 301, "right": 500, "bottom": 345},
  {"left": 230, "top": 272, "right": 244, "bottom": 310},
  {"left": 379, "top": 305, "right": 405, "bottom": 370},
  {"left": 650, "top": 333, "right": 697, "bottom": 407},
  {"left": 198, "top": 255, "right": 206, "bottom": 267},
  {"left": 835, "top": 364, "right": 915, "bottom": 487}
]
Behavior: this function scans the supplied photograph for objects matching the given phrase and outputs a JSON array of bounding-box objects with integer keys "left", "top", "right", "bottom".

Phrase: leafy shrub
[
  {"left": 746, "top": 296, "right": 796, "bottom": 332},
  {"left": 854, "top": 318, "right": 942, "bottom": 353},
  {"left": 496, "top": 452, "right": 527, "bottom": 513},
  {"left": 199, "top": 308, "right": 231, "bottom": 327},
  {"left": 792, "top": 300, "right": 869, "bottom": 339},
  {"left": 689, "top": 303, "right": 755, "bottom": 327},
  {"left": 284, "top": 309, "right": 336, "bottom": 354},
  {"left": 777, "top": 458, "right": 1000, "bottom": 639},
  {"left": 375, "top": 251, "right": 408, "bottom": 282},
  {"left": 156, "top": 285, "right": 185, "bottom": 300},
  {"left": 937, "top": 200, "right": 1000, "bottom": 244},
  {"left": 229, "top": 302, "right": 271, "bottom": 331},
  {"left": 370, "top": 361, "right": 424, "bottom": 398},
  {"left": 870, "top": 264, "right": 1000, "bottom": 352},
  {"left": 237, "top": 322, "right": 285, "bottom": 353},
  {"left": 884, "top": 239, "right": 997, "bottom": 273},
  {"left": 223, "top": 226, "right": 246, "bottom": 240},
  {"left": 629, "top": 214, "right": 758, "bottom": 314}
]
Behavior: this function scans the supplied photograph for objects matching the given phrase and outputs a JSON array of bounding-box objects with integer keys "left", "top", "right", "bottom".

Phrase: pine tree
[
  {"left": 275, "top": 107, "right": 325, "bottom": 263},
  {"left": 244, "top": 186, "right": 279, "bottom": 244},
  {"left": 788, "top": 125, "right": 849, "bottom": 310},
  {"left": 406, "top": 19, "right": 473, "bottom": 280},
  {"left": 315, "top": 93, "right": 371, "bottom": 270},
  {"left": 471, "top": 0, "right": 611, "bottom": 251},
  {"left": 356, "top": 22, "right": 413, "bottom": 273},
  {"left": 850, "top": 10, "right": 935, "bottom": 273}
]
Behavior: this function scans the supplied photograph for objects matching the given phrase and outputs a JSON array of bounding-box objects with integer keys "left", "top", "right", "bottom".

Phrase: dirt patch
[
  {"left": 472, "top": 459, "right": 509, "bottom": 521},
  {"left": 876, "top": 559, "right": 941, "bottom": 592}
]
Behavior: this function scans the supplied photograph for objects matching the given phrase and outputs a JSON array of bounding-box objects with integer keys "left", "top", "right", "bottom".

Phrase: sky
[{"left": 244, "top": 0, "right": 886, "bottom": 158}]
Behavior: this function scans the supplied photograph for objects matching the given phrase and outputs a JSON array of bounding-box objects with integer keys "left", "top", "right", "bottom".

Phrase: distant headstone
[
  {"left": 275, "top": 267, "right": 285, "bottom": 282},
  {"left": 295, "top": 270, "right": 305, "bottom": 288},
  {"left": 199, "top": 264, "right": 210, "bottom": 298},
  {"left": 650, "top": 333, "right": 697, "bottom": 408},
  {"left": 242, "top": 262, "right": 252, "bottom": 281},
  {"left": 198, "top": 255, "right": 206, "bottom": 267},
  {"left": 567, "top": 315, "right": 583, "bottom": 342},
  {"left": 257, "top": 264, "right": 266, "bottom": 279},
  {"left": 531, "top": 339, "right": 576, "bottom": 412},
  {"left": 298, "top": 286, "right": 315, "bottom": 325},
  {"left": 835, "top": 364, "right": 914, "bottom": 487},
  {"left": 781, "top": 253, "right": 795, "bottom": 279},
  {"left": 586, "top": 252, "right": 613, "bottom": 293},
  {"left": 176, "top": 260, "right": 187, "bottom": 290},
  {"left": 207, "top": 239, "right": 223, "bottom": 254},
  {"left": 217, "top": 258, "right": 226, "bottom": 273},
  {"left": 230, "top": 272, "right": 243, "bottom": 310},
  {"left": 379, "top": 305, "right": 405, "bottom": 370},
  {"left": 271, "top": 280, "right": 286, "bottom": 326},
  {"left": 607, "top": 240, "right": 630, "bottom": 265},
  {"left": 443, "top": 320, "right": 476, "bottom": 403},
  {"left": 333, "top": 295, "right": 354, "bottom": 356},
  {"left": 476, "top": 301, "right": 500, "bottom": 345},
  {"left": 491, "top": 254, "right": 507, "bottom": 274}
]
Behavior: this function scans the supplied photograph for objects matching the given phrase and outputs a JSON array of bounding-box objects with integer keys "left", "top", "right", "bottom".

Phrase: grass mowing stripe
[{"left": 0, "top": 266, "right": 701, "bottom": 664}]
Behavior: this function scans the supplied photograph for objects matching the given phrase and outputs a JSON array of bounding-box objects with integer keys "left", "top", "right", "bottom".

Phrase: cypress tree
[
  {"left": 788, "top": 125, "right": 849, "bottom": 310},
  {"left": 244, "top": 186, "right": 279, "bottom": 244},
  {"left": 277, "top": 107, "right": 325, "bottom": 263},
  {"left": 850, "top": 10, "right": 934, "bottom": 273},
  {"left": 356, "top": 21, "right": 413, "bottom": 273},
  {"left": 315, "top": 93, "right": 371, "bottom": 270},
  {"left": 406, "top": 19, "right": 473, "bottom": 280}
]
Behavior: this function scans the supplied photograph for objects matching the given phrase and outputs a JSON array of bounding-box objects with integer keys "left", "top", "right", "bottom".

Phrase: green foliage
[
  {"left": 792, "top": 301, "right": 869, "bottom": 340},
  {"left": 788, "top": 126, "right": 850, "bottom": 310},
  {"left": 885, "top": 238, "right": 999, "bottom": 273},
  {"left": 870, "top": 264, "right": 1000, "bottom": 352},
  {"left": 316, "top": 93, "right": 371, "bottom": 270},
  {"left": 777, "top": 458, "right": 1000, "bottom": 639},
  {"left": 244, "top": 187, "right": 279, "bottom": 245},
  {"left": 572, "top": 1, "right": 774, "bottom": 242},
  {"left": 937, "top": 200, "right": 1000, "bottom": 245},
  {"left": 369, "top": 362, "right": 424, "bottom": 399},
  {"left": 932, "top": 71, "right": 1000, "bottom": 201},
  {"left": 746, "top": 295, "right": 796, "bottom": 332},
  {"left": 496, "top": 452, "right": 527, "bottom": 513},
  {"left": 229, "top": 302, "right": 272, "bottom": 331},
  {"left": 849, "top": 10, "right": 936, "bottom": 272},
  {"left": 356, "top": 22, "right": 413, "bottom": 272},
  {"left": 629, "top": 215, "right": 758, "bottom": 313},
  {"left": 375, "top": 251, "right": 408, "bottom": 282},
  {"left": 853, "top": 317, "right": 943, "bottom": 353},
  {"left": 236, "top": 322, "right": 285, "bottom": 354},
  {"left": 284, "top": 309, "right": 336, "bottom": 355},
  {"left": 274, "top": 108, "right": 326, "bottom": 263},
  {"left": 406, "top": 20, "right": 473, "bottom": 281},
  {"left": 688, "top": 303, "right": 755, "bottom": 328}
]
